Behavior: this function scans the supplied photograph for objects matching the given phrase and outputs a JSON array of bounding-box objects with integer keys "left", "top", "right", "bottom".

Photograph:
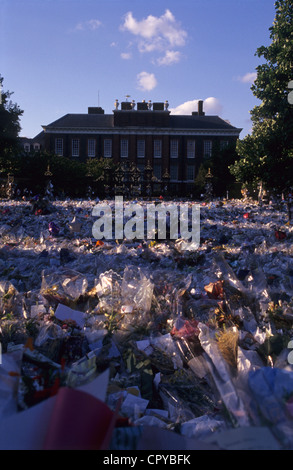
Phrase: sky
[{"left": 1, "top": 0, "right": 277, "bottom": 139}]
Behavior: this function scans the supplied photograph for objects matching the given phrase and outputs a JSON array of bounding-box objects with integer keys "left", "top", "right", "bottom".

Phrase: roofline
[{"left": 42, "top": 126, "right": 242, "bottom": 136}]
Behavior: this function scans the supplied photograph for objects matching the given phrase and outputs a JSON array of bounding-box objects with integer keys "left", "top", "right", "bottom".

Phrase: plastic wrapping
[
  {"left": 0, "top": 282, "right": 23, "bottom": 317},
  {"left": 1, "top": 197, "right": 293, "bottom": 449},
  {"left": 66, "top": 353, "right": 97, "bottom": 388},
  {"left": 0, "top": 346, "right": 24, "bottom": 418},
  {"left": 248, "top": 367, "right": 293, "bottom": 448},
  {"left": 41, "top": 269, "right": 88, "bottom": 305},
  {"left": 34, "top": 322, "right": 68, "bottom": 361},
  {"left": 121, "top": 266, "right": 154, "bottom": 314},
  {"left": 198, "top": 323, "right": 251, "bottom": 428}
]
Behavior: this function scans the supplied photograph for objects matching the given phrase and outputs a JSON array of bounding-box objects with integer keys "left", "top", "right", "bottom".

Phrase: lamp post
[
  {"left": 144, "top": 161, "right": 153, "bottom": 198},
  {"left": 114, "top": 163, "right": 124, "bottom": 196},
  {"left": 6, "top": 173, "right": 15, "bottom": 199},
  {"left": 162, "top": 169, "right": 170, "bottom": 197},
  {"left": 44, "top": 165, "right": 53, "bottom": 200},
  {"left": 129, "top": 162, "right": 141, "bottom": 199},
  {"left": 204, "top": 167, "right": 213, "bottom": 202},
  {"left": 122, "top": 161, "right": 130, "bottom": 198},
  {"left": 85, "top": 167, "right": 94, "bottom": 199},
  {"left": 103, "top": 161, "right": 112, "bottom": 199}
]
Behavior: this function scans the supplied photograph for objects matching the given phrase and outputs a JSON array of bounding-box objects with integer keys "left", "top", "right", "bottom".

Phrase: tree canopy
[
  {"left": 230, "top": 0, "right": 293, "bottom": 192},
  {"left": 0, "top": 75, "right": 23, "bottom": 155}
]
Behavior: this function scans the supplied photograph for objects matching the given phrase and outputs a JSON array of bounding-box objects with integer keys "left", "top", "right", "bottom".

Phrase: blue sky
[{"left": 1, "top": 0, "right": 276, "bottom": 139}]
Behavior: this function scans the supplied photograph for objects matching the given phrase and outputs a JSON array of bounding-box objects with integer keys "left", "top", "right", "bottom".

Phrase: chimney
[
  {"left": 153, "top": 102, "right": 164, "bottom": 111},
  {"left": 198, "top": 100, "right": 205, "bottom": 116},
  {"left": 137, "top": 100, "right": 148, "bottom": 110},
  {"left": 121, "top": 101, "right": 132, "bottom": 110},
  {"left": 88, "top": 107, "right": 104, "bottom": 114}
]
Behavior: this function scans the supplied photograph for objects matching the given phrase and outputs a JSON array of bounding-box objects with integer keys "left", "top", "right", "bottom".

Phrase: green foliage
[
  {"left": 230, "top": 0, "right": 293, "bottom": 191},
  {"left": 194, "top": 163, "right": 209, "bottom": 197},
  {"left": 194, "top": 142, "right": 239, "bottom": 197},
  {"left": 85, "top": 157, "right": 115, "bottom": 181},
  {"left": 0, "top": 148, "right": 115, "bottom": 197},
  {"left": 209, "top": 142, "right": 239, "bottom": 197},
  {"left": 0, "top": 75, "right": 23, "bottom": 155},
  {"left": 0, "top": 75, "right": 112, "bottom": 197},
  {"left": 230, "top": 135, "right": 265, "bottom": 185}
]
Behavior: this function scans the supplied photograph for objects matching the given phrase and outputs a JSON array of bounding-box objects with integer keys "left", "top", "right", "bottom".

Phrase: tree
[
  {"left": 209, "top": 142, "right": 240, "bottom": 197},
  {"left": 194, "top": 142, "right": 239, "bottom": 198},
  {"left": 194, "top": 162, "right": 209, "bottom": 198},
  {"left": 0, "top": 75, "right": 23, "bottom": 155},
  {"left": 230, "top": 0, "right": 293, "bottom": 192}
]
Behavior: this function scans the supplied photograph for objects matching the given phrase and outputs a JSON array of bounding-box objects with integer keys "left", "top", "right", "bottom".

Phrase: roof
[
  {"left": 169, "top": 115, "right": 239, "bottom": 130},
  {"left": 20, "top": 131, "right": 45, "bottom": 142},
  {"left": 42, "top": 112, "right": 241, "bottom": 133},
  {"left": 43, "top": 113, "right": 114, "bottom": 129},
  {"left": 19, "top": 131, "right": 45, "bottom": 143}
]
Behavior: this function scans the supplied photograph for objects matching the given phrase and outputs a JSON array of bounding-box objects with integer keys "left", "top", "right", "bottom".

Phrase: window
[
  {"left": 187, "top": 140, "right": 195, "bottom": 158},
  {"left": 137, "top": 139, "right": 145, "bottom": 158},
  {"left": 72, "top": 139, "right": 80, "bottom": 157},
  {"left": 186, "top": 165, "right": 195, "bottom": 181},
  {"left": 153, "top": 163, "right": 162, "bottom": 180},
  {"left": 170, "top": 163, "right": 178, "bottom": 181},
  {"left": 88, "top": 139, "right": 96, "bottom": 157},
  {"left": 220, "top": 140, "right": 229, "bottom": 150},
  {"left": 154, "top": 139, "right": 162, "bottom": 158},
  {"left": 24, "top": 143, "right": 30, "bottom": 153},
  {"left": 204, "top": 140, "right": 212, "bottom": 158},
  {"left": 121, "top": 139, "right": 128, "bottom": 158},
  {"left": 104, "top": 139, "right": 112, "bottom": 158},
  {"left": 55, "top": 138, "right": 63, "bottom": 156},
  {"left": 34, "top": 143, "right": 40, "bottom": 151},
  {"left": 170, "top": 139, "right": 178, "bottom": 158}
]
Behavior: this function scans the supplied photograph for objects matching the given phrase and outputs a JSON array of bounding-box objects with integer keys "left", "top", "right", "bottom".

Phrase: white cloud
[
  {"left": 170, "top": 97, "right": 223, "bottom": 115},
  {"left": 120, "top": 10, "right": 187, "bottom": 64},
  {"left": 156, "top": 50, "right": 181, "bottom": 66},
  {"left": 88, "top": 19, "right": 102, "bottom": 30},
  {"left": 137, "top": 71, "right": 158, "bottom": 91},
  {"left": 237, "top": 72, "right": 257, "bottom": 83},
  {"left": 121, "top": 52, "right": 132, "bottom": 60},
  {"left": 204, "top": 97, "right": 223, "bottom": 115},
  {"left": 75, "top": 19, "right": 102, "bottom": 31}
]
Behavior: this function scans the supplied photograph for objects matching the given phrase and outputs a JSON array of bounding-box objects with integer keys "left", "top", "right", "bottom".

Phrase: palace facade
[{"left": 40, "top": 98, "right": 242, "bottom": 196}]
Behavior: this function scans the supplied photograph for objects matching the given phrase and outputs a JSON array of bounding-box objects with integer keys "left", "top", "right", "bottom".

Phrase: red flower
[{"left": 275, "top": 230, "right": 286, "bottom": 240}]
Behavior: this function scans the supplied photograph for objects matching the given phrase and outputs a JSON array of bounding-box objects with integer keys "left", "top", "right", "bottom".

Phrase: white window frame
[
  {"left": 104, "top": 139, "right": 112, "bottom": 158},
  {"left": 137, "top": 139, "right": 145, "bottom": 158},
  {"left": 55, "top": 138, "right": 63, "bottom": 156},
  {"left": 121, "top": 139, "right": 128, "bottom": 158},
  {"left": 204, "top": 140, "right": 212, "bottom": 158},
  {"left": 72, "top": 139, "right": 80, "bottom": 157},
  {"left": 187, "top": 140, "right": 195, "bottom": 158},
  {"left": 154, "top": 139, "right": 162, "bottom": 158},
  {"left": 170, "top": 139, "right": 178, "bottom": 159},
  {"left": 88, "top": 139, "right": 96, "bottom": 157}
]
